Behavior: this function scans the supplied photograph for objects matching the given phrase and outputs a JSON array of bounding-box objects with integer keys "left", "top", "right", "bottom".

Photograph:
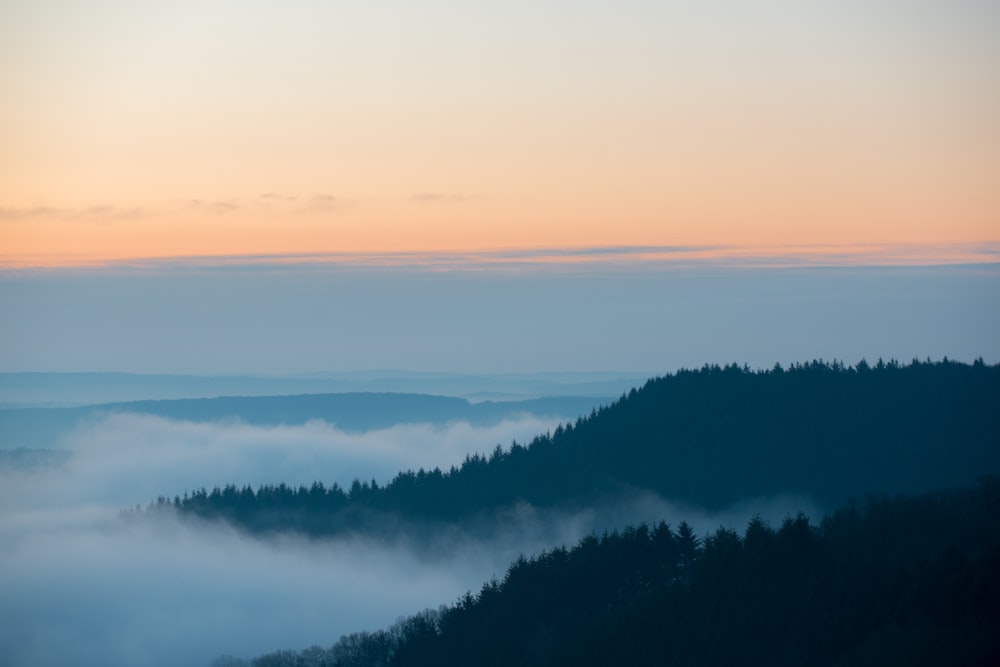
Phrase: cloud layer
[
  {"left": 0, "top": 414, "right": 822, "bottom": 666},
  {"left": 0, "top": 415, "right": 565, "bottom": 666},
  {"left": 5, "top": 412, "right": 568, "bottom": 508}
]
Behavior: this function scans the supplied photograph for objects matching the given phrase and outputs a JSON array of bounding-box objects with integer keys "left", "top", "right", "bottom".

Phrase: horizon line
[{"left": 2, "top": 241, "right": 999, "bottom": 272}]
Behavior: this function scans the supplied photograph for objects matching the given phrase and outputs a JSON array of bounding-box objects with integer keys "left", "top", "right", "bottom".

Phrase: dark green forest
[
  {"left": 225, "top": 478, "right": 1000, "bottom": 666},
  {"left": 154, "top": 358, "right": 1000, "bottom": 539},
  {"left": 179, "top": 358, "right": 1000, "bottom": 665}
]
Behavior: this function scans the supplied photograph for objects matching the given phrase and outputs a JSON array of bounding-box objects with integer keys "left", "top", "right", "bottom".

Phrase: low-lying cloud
[
  {"left": 0, "top": 414, "right": 822, "bottom": 666},
  {"left": 21, "top": 413, "right": 566, "bottom": 508},
  {"left": 1, "top": 509, "right": 497, "bottom": 667}
]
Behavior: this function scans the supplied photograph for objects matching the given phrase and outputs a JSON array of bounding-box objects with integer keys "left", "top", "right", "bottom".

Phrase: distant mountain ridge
[{"left": 0, "top": 370, "right": 645, "bottom": 408}]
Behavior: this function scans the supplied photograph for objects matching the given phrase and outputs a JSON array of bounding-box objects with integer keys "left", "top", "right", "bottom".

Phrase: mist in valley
[{"left": 0, "top": 411, "right": 822, "bottom": 667}]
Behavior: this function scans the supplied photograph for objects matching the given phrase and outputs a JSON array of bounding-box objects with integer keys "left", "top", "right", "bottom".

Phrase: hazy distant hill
[
  {"left": 161, "top": 359, "right": 1000, "bottom": 537},
  {"left": 0, "top": 393, "right": 608, "bottom": 450},
  {"left": 0, "top": 370, "right": 644, "bottom": 408}
]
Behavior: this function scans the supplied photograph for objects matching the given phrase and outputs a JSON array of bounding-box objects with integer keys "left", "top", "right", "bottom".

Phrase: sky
[
  {"left": 0, "top": 1, "right": 998, "bottom": 374},
  {"left": 1, "top": 0, "right": 998, "bottom": 265},
  {"left": 2, "top": 257, "right": 999, "bottom": 375}
]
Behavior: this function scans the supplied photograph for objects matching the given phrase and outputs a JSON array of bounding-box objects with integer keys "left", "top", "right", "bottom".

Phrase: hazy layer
[
  {"left": 0, "top": 414, "right": 820, "bottom": 666},
  {"left": 3, "top": 263, "right": 997, "bottom": 376},
  {"left": 3, "top": 413, "right": 570, "bottom": 505}
]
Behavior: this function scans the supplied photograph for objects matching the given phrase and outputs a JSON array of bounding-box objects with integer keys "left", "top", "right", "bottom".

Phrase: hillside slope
[
  {"left": 163, "top": 359, "right": 1000, "bottom": 535},
  {"left": 237, "top": 478, "right": 1000, "bottom": 667}
]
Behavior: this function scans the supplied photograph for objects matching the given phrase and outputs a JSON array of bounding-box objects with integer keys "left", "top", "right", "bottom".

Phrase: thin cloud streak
[
  {"left": 409, "top": 193, "right": 484, "bottom": 204},
  {"left": 0, "top": 192, "right": 350, "bottom": 226},
  {"left": 3, "top": 242, "right": 998, "bottom": 272},
  {"left": 0, "top": 205, "right": 147, "bottom": 223}
]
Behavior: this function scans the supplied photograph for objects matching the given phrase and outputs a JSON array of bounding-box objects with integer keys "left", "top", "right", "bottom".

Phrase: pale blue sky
[{"left": 3, "top": 257, "right": 997, "bottom": 375}]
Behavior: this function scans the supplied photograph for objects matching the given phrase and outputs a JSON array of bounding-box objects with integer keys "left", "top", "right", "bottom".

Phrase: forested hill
[
  {"left": 161, "top": 359, "right": 1000, "bottom": 535},
  {"left": 236, "top": 478, "right": 1000, "bottom": 667}
]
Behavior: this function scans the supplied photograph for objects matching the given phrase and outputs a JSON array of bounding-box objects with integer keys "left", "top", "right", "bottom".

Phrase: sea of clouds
[{"left": 0, "top": 413, "right": 821, "bottom": 666}]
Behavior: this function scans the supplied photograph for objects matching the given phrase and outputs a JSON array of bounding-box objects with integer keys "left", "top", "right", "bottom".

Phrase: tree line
[
  {"left": 221, "top": 477, "right": 1000, "bottom": 666},
  {"left": 148, "top": 358, "right": 1000, "bottom": 539}
]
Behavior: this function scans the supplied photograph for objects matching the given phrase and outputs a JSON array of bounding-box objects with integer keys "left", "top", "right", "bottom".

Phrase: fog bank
[{"left": 0, "top": 413, "right": 822, "bottom": 666}]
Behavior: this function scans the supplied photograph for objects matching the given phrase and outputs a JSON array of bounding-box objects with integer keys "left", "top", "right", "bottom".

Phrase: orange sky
[{"left": 2, "top": 1, "right": 998, "bottom": 267}]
